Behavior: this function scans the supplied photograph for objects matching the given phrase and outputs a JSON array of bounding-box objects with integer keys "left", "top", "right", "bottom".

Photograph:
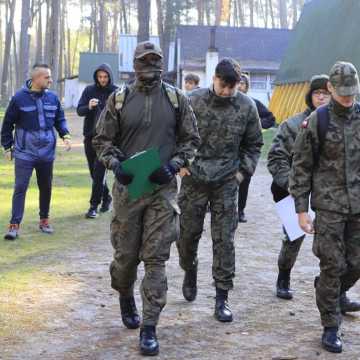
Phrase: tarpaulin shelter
[{"left": 269, "top": 0, "right": 360, "bottom": 122}]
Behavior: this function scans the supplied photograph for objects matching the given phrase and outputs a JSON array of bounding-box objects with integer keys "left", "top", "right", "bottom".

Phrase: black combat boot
[
  {"left": 276, "top": 269, "right": 293, "bottom": 300},
  {"left": 214, "top": 288, "right": 233, "bottom": 322},
  {"left": 182, "top": 267, "right": 197, "bottom": 302},
  {"left": 139, "top": 325, "right": 159, "bottom": 356},
  {"left": 321, "top": 327, "right": 342, "bottom": 353},
  {"left": 120, "top": 296, "right": 140, "bottom": 329},
  {"left": 340, "top": 292, "right": 360, "bottom": 314}
]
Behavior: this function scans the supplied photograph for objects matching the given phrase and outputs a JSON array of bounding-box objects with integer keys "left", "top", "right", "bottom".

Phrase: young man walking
[
  {"left": 177, "top": 58, "right": 263, "bottom": 322},
  {"left": 290, "top": 62, "right": 360, "bottom": 353},
  {"left": 93, "top": 41, "right": 199, "bottom": 356},
  {"left": 77, "top": 63, "right": 117, "bottom": 218}
]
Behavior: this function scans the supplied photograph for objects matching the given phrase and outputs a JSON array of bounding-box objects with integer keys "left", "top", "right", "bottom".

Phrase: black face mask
[{"left": 134, "top": 57, "right": 163, "bottom": 85}]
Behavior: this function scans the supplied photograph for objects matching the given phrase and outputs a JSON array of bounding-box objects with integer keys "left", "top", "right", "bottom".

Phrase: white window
[{"left": 250, "top": 73, "right": 267, "bottom": 90}]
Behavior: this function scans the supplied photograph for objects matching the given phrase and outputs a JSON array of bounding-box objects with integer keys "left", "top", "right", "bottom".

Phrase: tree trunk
[
  {"left": 268, "top": 0, "right": 275, "bottom": 28},
  {"left": 278, "top": 0, "right": 288, "bottom": 28},
  {"left": 35, "top": 7, "right": 43, "bottom": 63},
  {"left": 48, "top": 0, "right": 60, "bottom": 92},
  {"left": 237, "top": 0, "right": 244, "bottom": 26},
  {"left": 120, "top": 0, "right": 128, "bottom": 33},
  {"left": 249, "top": 0, "right": 254, "bottom": 27},
  {"left": 292, "top": 0, "right": 298, "bottom": 28},
  {"left": 1, "top": 0, "right": 16, "bottom": 103},
  {"left": 19, "top": 0, "right": 31, "bottom": 88},
  {"left": 215, "top": 0, "right": 221, "bottom": 25},
  {"left": 98, "top": 0, "right": 106, "bottom": 52},
  {"left": 111, "top": 4, "right": 119, "bottom": 52},
  {"left": 156, "top": 0, "right": 164, "bottom": 51},
  {"left": 44, "top": 0, "right": 51, "bottom": 64},
  {"left": 137, "top": 0, "right": 150, "bottom": 42}
]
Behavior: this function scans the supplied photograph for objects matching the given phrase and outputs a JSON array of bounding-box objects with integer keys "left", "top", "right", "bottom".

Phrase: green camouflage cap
[
  {"left": 329, "top": 61, "right": 360, "bottom": 96},
  {"left": 134, "top": 41, "right": 163, "bottom": 60}
]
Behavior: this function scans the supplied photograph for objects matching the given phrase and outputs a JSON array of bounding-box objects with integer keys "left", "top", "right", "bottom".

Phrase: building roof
[
  {"left": 78, "top": 52, "right": 119, "bottom": 83},
  {"left": 176, "top": 25, "right": 292, "bottom": 72},
  {"left": 275, "top": 0, "right": 360, "bottom": 84}
]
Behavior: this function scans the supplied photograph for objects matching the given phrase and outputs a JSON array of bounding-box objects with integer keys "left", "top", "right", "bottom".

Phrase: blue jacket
[{"left": 1, "top": 80, "right": 70, "bottom": 162}]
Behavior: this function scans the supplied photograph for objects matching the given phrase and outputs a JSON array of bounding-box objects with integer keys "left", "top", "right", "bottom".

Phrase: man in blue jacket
[
  {"left": 1, "top": 63, "right": 71, "bottom": 240},
  {"left": 76, "top": 64, "right": 117, "bottom": 218}
]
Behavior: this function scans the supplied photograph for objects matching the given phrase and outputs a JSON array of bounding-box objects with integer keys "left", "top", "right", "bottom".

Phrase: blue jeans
[{"left": 10, "top": 158, "right": 53, "bottom": 224}]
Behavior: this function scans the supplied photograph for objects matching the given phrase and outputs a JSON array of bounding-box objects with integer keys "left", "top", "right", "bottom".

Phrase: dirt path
[{"left": 2, "top": 161, "right": 360, "bottom": 360}]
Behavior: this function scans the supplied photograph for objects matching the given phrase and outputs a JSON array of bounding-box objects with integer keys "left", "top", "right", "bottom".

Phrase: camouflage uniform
[
  {"left": 93, "top": 80, "right": 199, "bottom": 326},
  {"left": 267, "top": 110, "right": 311, "bottom": 271},
  {"left": 177, "top": 87, "right": 263, "bottom": 290},
  {"left": 289, "top": 63, "right": 360, "bottom": 327}
]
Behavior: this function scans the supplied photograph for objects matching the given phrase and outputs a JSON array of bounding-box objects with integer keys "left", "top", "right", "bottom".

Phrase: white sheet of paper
[{"left": 275, "top": 196, "right": 315, "bottom": 241}]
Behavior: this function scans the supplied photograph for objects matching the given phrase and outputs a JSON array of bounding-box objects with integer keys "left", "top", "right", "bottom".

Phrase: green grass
[
  {"left": 0, "top": 147, "right": 113, "bottom": 267},
  {"left": 261, "top": 127, "right": 277, "bottom": 159}
]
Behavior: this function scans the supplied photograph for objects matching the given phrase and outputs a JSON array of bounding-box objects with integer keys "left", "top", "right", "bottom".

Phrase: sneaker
[
  {"left": 39, "top": 219, "right": 54, "bottom": 234},
  {"left": 100, "top": 196, "right": 112, "bottom": 213},
  {"left": 85, "top": 207, "right": 98, "bottom": 219},
  {"left": 4, "top": 224, "right": 19, "bottom": 240},
  {"left": 238, "top": 211, "right": 247, "bottom": 223}
]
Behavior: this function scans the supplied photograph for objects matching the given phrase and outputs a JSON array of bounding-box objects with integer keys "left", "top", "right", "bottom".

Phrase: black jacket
[
  {"left": 76, "top": 63, "right": 117, "bottom": 137},
  {"left": 253, "top": 98, "right": 276, "bottom": 129}
]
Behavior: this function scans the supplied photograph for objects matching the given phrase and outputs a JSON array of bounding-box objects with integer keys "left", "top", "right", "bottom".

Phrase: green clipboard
[{"left": 121, "top": 148, "right": 161, "bottom": 201}]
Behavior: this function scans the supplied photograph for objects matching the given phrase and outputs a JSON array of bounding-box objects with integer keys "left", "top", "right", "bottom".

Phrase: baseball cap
[
  {"left": 134, "top": 41, "right": 163, "bottom": 60},
  {"left": 329, "top": 61, "right": 360, "bottom": 96}
]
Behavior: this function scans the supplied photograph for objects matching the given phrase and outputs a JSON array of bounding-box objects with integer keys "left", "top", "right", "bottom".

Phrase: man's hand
[
  {"left": 179, "top": 168, "right": 191, "bottom": 177},
  {"left": 113, "top": 163, "right": 134, "bottom": 185},
  {"left": 298, "top": 212, "right": 314, "bottom": 234},
  {"left": 63, "top": 138, "right": 72, "bottom": 152},
  {"left": 149, "top": 163, "right": 179, "bottom": 185},
  {"left": 4, "top": 149, "right": 12, "bottom": 161},
  {"left": 89, "top": 98, "right": 99, "bottom": 110}
]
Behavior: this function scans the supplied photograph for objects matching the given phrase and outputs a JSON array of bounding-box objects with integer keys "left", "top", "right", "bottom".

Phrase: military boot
[
  {"left": 182, "top": 267, "right": 197, "bottom": 302},
  {"left": 276, "top": 269, "right": 293, "bottom": 300},
  {"left": 340, "top": 292, "right": 360, "bottom": 314},
  {"left": 214, "top": 288, "right": 233, "bottom": 322},
  {"left": 139, "top": 325, "right": 159, "bottom": 356},
  {"left": 321, "top": 327, "right": 342, "bottom": 353},
  {"left": 120, "top": 296, "right": 140, "bottom": 329}
]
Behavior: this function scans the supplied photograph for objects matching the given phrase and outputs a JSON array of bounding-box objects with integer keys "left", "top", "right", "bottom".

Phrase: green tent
[{"left": 269, "top": 0, "right": 360, "bottom": 121}]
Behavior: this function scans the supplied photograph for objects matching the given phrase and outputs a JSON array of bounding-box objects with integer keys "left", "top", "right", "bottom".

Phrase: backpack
[
  {"left": 114, "top": 82, "right": 181, "bottom": 123},
  {"left": 315, "top": 103, "right": 360, "bottom": 163}
]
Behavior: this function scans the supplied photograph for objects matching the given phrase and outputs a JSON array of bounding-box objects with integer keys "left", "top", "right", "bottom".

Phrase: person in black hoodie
[
  {"left": 237, "top": 73, "right": 276, "bottom": 222},
  {"left": 77, "top": 64, "right": 117, "bottom": 218}
]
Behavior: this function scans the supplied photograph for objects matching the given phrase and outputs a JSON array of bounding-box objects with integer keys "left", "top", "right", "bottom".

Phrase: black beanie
[{"left": 305, "top": 74, "right": 329, "bottom": 110}]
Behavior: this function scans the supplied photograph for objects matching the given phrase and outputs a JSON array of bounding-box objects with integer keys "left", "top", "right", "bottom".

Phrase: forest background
[{"left": 0, "top": 0, "right": 306, "bottom": 104}]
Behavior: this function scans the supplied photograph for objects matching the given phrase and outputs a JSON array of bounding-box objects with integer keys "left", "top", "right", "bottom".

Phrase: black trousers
[
  {"left": 84, "top": 136, "right": 110, "bottom": 208},
  {"left": 10, "top": 158, "right": 53, "bottom": 224},
  {"left": 238, "top": 175, "right": 251, "bottom": 213}
]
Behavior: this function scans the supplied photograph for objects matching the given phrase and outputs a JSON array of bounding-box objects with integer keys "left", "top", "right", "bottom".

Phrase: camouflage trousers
[
  {"left": 278, "top": 229, "right": 305, "bottom": 271},
  {"left": 110, "top": 180, "right": 179, "bottom": 326},
  {"left": 313, "top": 209, "right": 360, "bottom": 327},
  {"left": 177, "top": 176, "right": 238, "bottom": 290}
]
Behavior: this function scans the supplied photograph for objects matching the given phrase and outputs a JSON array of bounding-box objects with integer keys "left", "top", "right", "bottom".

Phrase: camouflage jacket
[
  {"left": 92, "top": 81, "right": 200, "bottom": 171},
  {"left": 267, "top": 109, "right": 311, "bottom": 190},
  {"left": 188, "top": 87, "right": 263, "bottom": 183},
  {"left": 289, "top": 99, "right": 360, "bottom": 214}
]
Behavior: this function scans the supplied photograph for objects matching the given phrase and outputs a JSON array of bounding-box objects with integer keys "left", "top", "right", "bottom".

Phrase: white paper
[{"left": 275, "top": 196, "right": 315, "bottom": 241}]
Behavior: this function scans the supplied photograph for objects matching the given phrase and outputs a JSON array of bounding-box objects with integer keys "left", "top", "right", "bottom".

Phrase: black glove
[
  {"left": 149, "top": 163, "right": 179, "bottom": 185},
  {"left": 113, "top": 163, "right": 134, "bottom": 185}
]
